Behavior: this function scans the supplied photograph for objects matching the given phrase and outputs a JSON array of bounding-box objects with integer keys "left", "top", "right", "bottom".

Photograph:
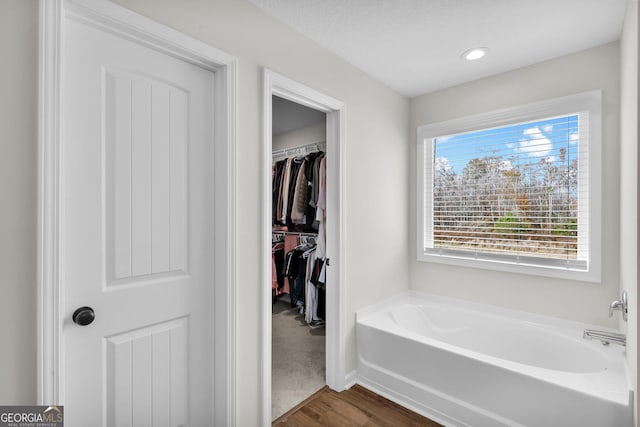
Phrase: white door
[{"left": 61, "top": 16, "right": 215, "bottom": 427}]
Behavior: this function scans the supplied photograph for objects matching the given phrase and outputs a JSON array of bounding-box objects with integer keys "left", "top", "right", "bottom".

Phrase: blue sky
[{"left": 434, "top": 114, "right": 580, "bottom": 174}]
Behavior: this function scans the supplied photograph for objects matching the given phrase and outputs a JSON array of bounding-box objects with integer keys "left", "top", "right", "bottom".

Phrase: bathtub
[{"left": 356, "top": 291, "right": 633, "bottom": 427}]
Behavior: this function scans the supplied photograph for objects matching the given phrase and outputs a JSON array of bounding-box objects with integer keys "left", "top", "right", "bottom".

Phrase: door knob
[{"left": 72, "top": 306, "right": 95, "bottom": 326}]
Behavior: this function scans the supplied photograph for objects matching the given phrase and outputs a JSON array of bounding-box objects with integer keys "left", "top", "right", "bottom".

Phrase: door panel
[
  {"left": 105, "top": 71, "right": 189, "bottom": 285},
  {"left": 105, "top": 318, "right": 188, "bottom": 427},
  {"left": 62, "top": 16, "right": 214, "bottom": 427}
]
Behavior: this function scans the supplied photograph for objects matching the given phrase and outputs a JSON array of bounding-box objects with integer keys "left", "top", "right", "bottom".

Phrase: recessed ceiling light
[{"left": 462, "top": 47, "right": 489, "bottom": 61}]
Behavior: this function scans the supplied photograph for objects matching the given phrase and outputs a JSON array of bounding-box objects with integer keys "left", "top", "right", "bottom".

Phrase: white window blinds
[{"left": 424, "top": 113, "right": 589, "bottom": 269}]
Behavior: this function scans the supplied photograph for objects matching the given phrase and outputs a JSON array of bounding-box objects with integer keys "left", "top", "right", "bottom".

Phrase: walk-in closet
[{"left": 271, "top": 96, "right": 327, "bottom": 420}]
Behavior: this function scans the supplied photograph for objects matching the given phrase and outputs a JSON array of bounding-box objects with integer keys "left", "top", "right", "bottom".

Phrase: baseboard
[{"left": 344, "top": 370, "right": 357, "bottom": 389}]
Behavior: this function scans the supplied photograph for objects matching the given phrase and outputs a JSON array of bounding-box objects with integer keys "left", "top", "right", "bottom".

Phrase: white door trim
[
  {"left": 37, "top": 1, "right": 237, "bottom": 424},
  {"left": 261, "top": 69, "right": 346, "bottom": 425}
]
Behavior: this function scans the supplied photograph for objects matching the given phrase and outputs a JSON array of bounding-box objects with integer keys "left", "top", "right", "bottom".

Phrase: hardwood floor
[{"left": 273, "top": 384, "right": 443, "bottom": 427}]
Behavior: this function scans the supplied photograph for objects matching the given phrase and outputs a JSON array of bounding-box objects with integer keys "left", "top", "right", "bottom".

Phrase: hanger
[{"left": 302, "top": 246, "right": 316, "bottom": 259}]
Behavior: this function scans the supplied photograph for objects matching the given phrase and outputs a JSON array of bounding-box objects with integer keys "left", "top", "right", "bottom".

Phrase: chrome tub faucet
[
  {"left": 609, "top": 290, "right": 628, "bottom": 322},
  {"left": 582, "top": 290, "right": 629, "bottom": 346},
  {"left": 583, "top": 329, "right": 626, "bottom": 346}
]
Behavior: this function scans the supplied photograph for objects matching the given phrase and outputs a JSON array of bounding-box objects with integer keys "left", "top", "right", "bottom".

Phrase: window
[{"left": 417, "top": 91, "right": 601, "bottom": 281}]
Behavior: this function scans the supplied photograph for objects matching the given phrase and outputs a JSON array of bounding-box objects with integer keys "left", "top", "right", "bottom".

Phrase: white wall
[
  {"left": 0, "top": 0, "right": 38, "bottom": 405},
  {"left": 620, "top": 0, "right": 639, "bottom": 423},
  {"left": 273, "top": 122, "right": 326, "bottom": 152},
  {"left": 409, "top": 43, "right": 621, "bottom": 327},
  {"left": 5, "top": 1, "right": 634, "bottom": 424},
  {"left": 106, "top": 1, "right": 410, "bottom": 426},
  {"left": 1, "top": 0, "right": 410, "bottom": 420}
]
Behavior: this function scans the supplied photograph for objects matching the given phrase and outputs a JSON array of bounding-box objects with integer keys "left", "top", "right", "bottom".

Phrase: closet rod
[
  {"left": 272, "top": 230, "right": 318, "bottom": 237},
  {"left": 272, "top": 141, "right": 325, "bottom": 159}
]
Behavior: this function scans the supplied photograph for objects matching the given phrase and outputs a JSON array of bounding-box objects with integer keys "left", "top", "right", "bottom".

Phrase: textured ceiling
[{"left": 249, "top": 0, "right": 627, "bottom": 97}]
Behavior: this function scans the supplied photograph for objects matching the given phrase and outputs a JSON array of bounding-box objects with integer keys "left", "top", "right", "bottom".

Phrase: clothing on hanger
[{"left": 272, "top": 145, "right": 326, "bottom": 327}]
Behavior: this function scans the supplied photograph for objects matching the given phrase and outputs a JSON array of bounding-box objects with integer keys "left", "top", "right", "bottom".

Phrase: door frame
[
  {"left": 37, "top": 0, "right": 238, "bottom": 424},
  {"left": 261, "top": 69, "right": 346, "bottom": 425}
]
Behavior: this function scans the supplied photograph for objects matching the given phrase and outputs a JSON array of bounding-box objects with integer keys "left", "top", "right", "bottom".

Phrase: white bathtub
[{"left": 356, "top": 291, "right": 633, "bottom": 427}]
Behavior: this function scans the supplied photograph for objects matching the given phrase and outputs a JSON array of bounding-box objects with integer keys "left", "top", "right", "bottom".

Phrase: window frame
[{"left": 416, "top": 91, "right": 602, "bottom": 282}]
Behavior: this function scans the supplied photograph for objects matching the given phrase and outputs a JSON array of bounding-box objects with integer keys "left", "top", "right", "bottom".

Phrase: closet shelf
[{"left": 272, "top": 142, "right": 325, "bottom": 160}]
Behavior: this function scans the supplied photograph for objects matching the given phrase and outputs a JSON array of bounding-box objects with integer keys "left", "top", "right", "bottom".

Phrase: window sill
[{"left": 417, "top": 250, "right": 600, "bottom": 283}]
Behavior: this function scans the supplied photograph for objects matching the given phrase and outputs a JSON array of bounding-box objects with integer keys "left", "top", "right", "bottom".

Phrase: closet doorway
[
  {"left": 271, "top": 96, "right": 326, "bottom": 420},
  {"left": 261, "top": 70, "right": 345, "bottom": 425}
]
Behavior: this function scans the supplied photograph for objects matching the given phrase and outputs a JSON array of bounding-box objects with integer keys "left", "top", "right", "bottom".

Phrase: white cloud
[
  {"left": 569, "top": 133, "right": 579, "bottom": 144},
  {"left": 519, "top": 126, "right": 553, "bottom": 157},
  {"left": 542, "top": 124, "right": 553, "bottom": 133},
  {"left": 435, "top": 157, "right": 451, "bottom": 171},
  {"left": 522, "top": 127, "right": 541, "bottom": 137}
]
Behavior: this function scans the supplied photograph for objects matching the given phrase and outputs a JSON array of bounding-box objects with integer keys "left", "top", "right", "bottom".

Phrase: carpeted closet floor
[{"left": 272, "top": 299, "right": 326, "bottom": 421}]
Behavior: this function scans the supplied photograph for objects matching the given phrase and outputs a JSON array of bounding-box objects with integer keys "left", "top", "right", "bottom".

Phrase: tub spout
[{"left": 583, "top": 329, "right": 626, "bottom": 346}]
